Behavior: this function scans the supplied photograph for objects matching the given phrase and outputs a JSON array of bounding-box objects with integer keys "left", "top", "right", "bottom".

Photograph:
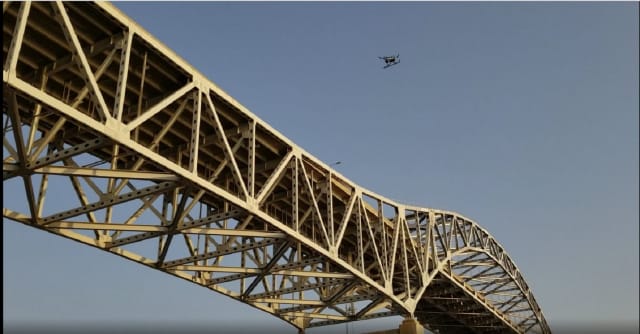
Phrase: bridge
[{"left": 3, "top": 2, "right": 550, "bottom": 333}]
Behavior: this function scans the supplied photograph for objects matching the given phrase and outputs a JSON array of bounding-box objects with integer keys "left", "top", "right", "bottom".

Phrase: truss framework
[{"left": 2, "top": 2, "right": 550, "bottom": 333}]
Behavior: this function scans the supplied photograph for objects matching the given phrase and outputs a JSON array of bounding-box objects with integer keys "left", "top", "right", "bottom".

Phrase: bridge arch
[{"left": 3, "top": 2, "right": 550, "bottom": 333}]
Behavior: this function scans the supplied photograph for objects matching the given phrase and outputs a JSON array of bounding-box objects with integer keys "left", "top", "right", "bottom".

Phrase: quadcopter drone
[{"left": 378, "top": 54, "right": 400, "bottom": 69}]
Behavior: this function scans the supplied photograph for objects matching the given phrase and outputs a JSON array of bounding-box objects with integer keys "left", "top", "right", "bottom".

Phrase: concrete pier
[{"left": 362, "top": 318, "right": 424, "bottom": 334}]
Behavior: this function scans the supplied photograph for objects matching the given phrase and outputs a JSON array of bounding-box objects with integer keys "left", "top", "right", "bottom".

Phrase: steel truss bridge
[{"left": 3, "top": 2, "right": 550, "bottom": 333}]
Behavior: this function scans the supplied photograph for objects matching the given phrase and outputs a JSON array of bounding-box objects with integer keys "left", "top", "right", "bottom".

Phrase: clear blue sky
[{"left": 4, "top": 2, "right": 638, "bottom": 333}]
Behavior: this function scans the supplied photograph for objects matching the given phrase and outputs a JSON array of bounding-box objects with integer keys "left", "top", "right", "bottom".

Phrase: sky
[{"left": 3, "top": 2, "right": 639, "bottom": 334}]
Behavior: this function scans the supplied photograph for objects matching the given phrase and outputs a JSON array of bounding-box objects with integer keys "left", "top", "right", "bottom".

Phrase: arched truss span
[{"left": 2, "top": 2, "right": 550, "bottom": 333}]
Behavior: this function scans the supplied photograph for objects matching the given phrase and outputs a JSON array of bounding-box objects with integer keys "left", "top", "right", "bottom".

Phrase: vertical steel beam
[
  {"left": 6, "top": 90, "right": 38, "bottom": 223},
  {"left": 327, "top": 171, "right": 334, "bottom": 248},
  {"left": 114, "top": 29, "right": 133, "bottom": 121},
  {"left": 247, "top": 120, "right": 256, "bottom": 198},
  {"left": 26, "top": 69, "right": 48, "bottom": 155},
  {"left": 189, "top": 89, "right": 201, "bottom": 174},
  {"left": 204, "top": 92, "right": 247, "bottom": 199},
  {"left": 292, "top": 156, "right": 299, "bottom": 231},
  {"left": 134, "top": 51, "right": 147, "bottom": 142},
  {"left": 4, "top": 2, "right": 30, "bottom": 75},
  {"left": 356, "top": 197, "right": 364, "bottom": 273},
  {"left": 52, "top": 1, "right": 110, "bottom": 122}
]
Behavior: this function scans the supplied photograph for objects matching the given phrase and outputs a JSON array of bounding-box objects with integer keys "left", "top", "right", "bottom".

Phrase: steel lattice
[{"left": 2, "top": 2, "right": 550, "bottom": 333}]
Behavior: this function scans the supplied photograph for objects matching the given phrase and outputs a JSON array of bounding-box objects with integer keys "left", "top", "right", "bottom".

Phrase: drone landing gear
[{"left": 383, "top": 60, "right": 400, "bottom": 69}]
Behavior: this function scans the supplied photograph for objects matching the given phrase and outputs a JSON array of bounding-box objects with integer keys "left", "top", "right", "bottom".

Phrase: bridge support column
[
  {"left": 362, "top": 317, "right": 424, "bottom": 334},
  {"left": 398, "top": 318, "right": 423, "bottom": 334}
]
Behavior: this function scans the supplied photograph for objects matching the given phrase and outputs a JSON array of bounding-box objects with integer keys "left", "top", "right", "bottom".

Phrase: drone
[{"left": 378, "top": 54, "right": 400, "bottom": 69}]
